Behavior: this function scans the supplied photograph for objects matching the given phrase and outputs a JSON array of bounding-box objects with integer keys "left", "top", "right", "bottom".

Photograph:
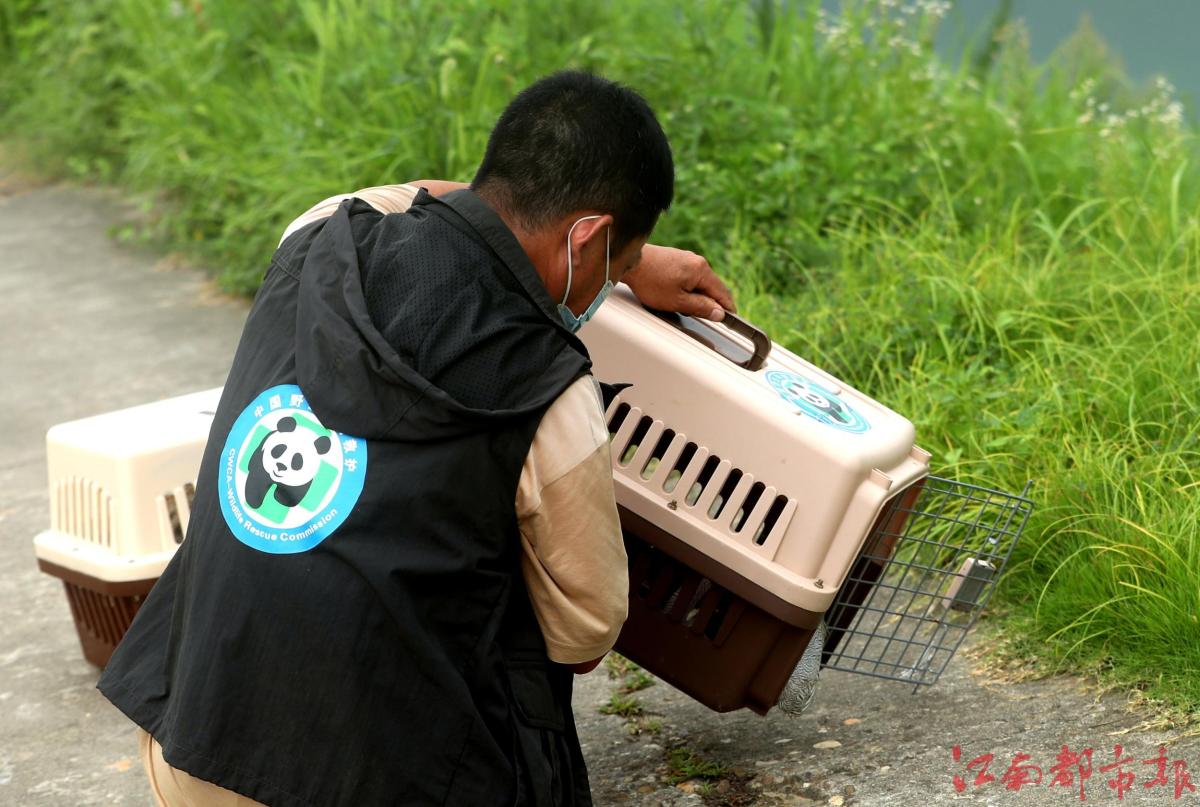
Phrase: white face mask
[{"left": 557, "top": 214, "right": 612, "bottom": 333}]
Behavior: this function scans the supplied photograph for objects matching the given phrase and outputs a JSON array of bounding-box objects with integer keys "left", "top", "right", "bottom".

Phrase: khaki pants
[{"left": 137, "top": 729, "right": 268, "bottom": 807}]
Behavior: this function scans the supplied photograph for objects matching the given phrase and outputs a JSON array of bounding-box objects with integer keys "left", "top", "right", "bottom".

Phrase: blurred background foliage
[{"left": 2, "top": 0, "right": 1198, "bottom": 711}]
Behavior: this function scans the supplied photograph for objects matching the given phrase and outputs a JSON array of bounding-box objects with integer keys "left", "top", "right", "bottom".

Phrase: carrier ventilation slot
[
  {"left": 157, "top": 482, "right": 197, "bottom": 546},
  {"left": 754, "top": 495, "right": 791, "bottom": 545},
  {"left": 708, "top": 468, "right": 744, "bottom": 520},
  {"left": 640, "top": 429, "right": 677, "bottom": 480},
  {"left": 732, "top": 482, "right": 766, "bottom": 532},
  {"left": 663, "top": 442, "right": 698, "bottom": 493},
  {"left": 607, "top": 402, "right": 632, "bottom": 434},
  {"left": 605, "top": 399, "right": 796, "bottom": 547},
  {"left": 689, "top": 456, "right": 721, "bottom": 506},
  {"left": 630, "top": 541, "right": 742, "bottom": 645},
  {"left": 619, "top": 416, "right": 654, "bottom": 466},
  {"left": 64, "top": 583, "right": 144, "bottom": 645},
  {"left": 53, "top": 477, "right": 114, "bottom": 548}
]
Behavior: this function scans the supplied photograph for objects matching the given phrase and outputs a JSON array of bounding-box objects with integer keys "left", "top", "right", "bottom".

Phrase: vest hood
[{"left": 293, "top": 193, "right": 589, "bottom": 442}]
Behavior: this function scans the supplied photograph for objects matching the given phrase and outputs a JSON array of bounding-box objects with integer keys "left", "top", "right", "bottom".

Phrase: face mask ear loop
[
  {"left": 605, "top": 224, "right": 611, "bottom": 285},
  {"left": 562, "top": 215, "right": 602, "bottom": 307}
]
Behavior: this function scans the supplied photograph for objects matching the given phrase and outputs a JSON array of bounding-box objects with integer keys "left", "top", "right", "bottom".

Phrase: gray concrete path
[{"left": 2, "top": 179, "right": 1196, "bottom": 807}]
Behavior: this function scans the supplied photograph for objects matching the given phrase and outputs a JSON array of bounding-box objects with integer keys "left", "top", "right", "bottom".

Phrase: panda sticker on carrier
[
  {"left": 217, "top": 384, "right": 367, "bottom": 554},
  {"left": 764, "top": 369, "right": 871, "bottom": 434}
]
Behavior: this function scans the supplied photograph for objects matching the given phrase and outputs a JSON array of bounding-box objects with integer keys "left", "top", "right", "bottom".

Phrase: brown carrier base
[
  {"left": 37, "top": 559, "right": 157, "bottom": 669},
  {"left": 615, "top": 506, "right": 821, "bottom": 715}
]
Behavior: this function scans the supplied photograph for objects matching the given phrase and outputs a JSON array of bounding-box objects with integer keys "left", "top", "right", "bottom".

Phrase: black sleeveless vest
[{"left": 98, "top": 190, "right": 594, "bottom": 807}]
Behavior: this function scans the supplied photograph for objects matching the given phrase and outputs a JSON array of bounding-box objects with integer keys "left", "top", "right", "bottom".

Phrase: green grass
[
  {"left": 665, "top": 747, "right": 730, "bottom": 786},
  {"left": 629, "top": 717, "right": 663, "bottom": 737},
  {"left": 599, "top": 692, "right": 645, "bottom": 718},
  {"left": 3, "top": 0, "right": 1198, "bottom": 711},
  {"left": 604, "top": 653, "right": 657, "bottom": 693}
]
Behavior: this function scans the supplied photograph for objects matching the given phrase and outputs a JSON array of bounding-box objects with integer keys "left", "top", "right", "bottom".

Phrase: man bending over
[{"left": 99, "top": 70, "right": 733, "bottom": 807}]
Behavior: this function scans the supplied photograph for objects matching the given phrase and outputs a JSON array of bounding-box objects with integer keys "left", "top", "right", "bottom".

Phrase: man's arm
[
  {"left": 278, "top": 183, "right": 420, "bottom": 245},
  {"left": 402, "top": 179, "right": 737, "bottom": 322},
  {"left": 516, "top": 377, "right": 628, "bottom": 673}
]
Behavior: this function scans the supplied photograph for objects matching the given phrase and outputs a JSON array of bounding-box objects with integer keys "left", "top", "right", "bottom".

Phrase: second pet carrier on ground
[
  {"left": 579, "top": 287, "right": 1030, "bottom": 714},
  {"left": 32, "top": 389, "right": 220, "bottom": 666}
]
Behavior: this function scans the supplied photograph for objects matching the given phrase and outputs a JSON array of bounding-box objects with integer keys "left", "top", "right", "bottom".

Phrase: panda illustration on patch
[
  {"left": 244, "top": 415, "right": 332, "bottom": 509},
  {"left": 219, "top": 385, "right": 368, "bottom": 553}
]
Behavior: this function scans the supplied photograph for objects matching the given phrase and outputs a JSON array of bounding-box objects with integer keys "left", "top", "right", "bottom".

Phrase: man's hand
[{"left": 622, "top": 244, "right": 736, "bottom": 321}]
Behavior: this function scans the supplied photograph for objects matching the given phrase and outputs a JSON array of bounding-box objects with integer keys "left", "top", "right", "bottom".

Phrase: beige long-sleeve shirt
[{"left": 281, "top": 185, "right": 628, "bottom": 664}]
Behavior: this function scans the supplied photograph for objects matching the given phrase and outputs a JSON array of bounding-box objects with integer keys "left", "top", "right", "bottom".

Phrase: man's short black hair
[{"left": 472, "top": 70, "right": 674, "bottom": 249}]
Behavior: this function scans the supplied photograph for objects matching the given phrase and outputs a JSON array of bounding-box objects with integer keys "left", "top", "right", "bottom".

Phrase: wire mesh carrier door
[{"left": 821, "top": 476, "right": 1033, "bottom": 688}]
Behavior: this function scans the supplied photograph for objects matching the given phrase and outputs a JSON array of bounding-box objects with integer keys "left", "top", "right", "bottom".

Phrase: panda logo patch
[
  {"left": 764, "top": 369, "right": 870, "bottom": 433},
  {"left": 217, "top": 384, "right": 367, "bottom": 554}
]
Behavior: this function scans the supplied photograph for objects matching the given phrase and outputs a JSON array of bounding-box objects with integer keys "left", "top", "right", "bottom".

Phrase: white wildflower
[
  {"left": 1159, "top": 101, "right": 1184, "bottom": 126},
  {"left": 916, "top": 0, "right": 950, "bottom": 18},
  {"left": 1070, "top": 78, "right": 1096, "bottom": 101},
  {"left": 819, "top": 21, "right": 848, "bottom": 42}
]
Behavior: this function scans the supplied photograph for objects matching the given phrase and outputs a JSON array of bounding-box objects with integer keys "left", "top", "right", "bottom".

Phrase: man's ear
[
  {"left": 566, "top": 213, "right": 613, "bottom": 258},
  {"left": 548, "top": 212, "right": 613, "bottom": 304}
]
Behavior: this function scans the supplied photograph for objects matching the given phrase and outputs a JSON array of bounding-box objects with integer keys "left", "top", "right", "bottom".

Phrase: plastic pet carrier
[
  {"left": 580, "top": 287, "right": 1030, "bottom": 714},
  {"left": 33, "top": 389, "right": 221, "bottom": 666}
]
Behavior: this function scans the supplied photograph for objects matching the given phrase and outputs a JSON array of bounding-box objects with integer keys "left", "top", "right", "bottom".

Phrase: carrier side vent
[
  {"left": 605, "top": 398, "right": 796, "bottom": 551},
  {"left": 156, "top": 482, "right": 197, "bottom": 546},
  {"left": 628, "top": 539, "right": 742, "bottom": 646},
  {"left": 53, "top": 476, "right": 114, "bottom": 548}
]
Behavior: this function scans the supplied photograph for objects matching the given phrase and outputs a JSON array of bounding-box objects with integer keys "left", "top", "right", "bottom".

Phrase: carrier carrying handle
[{"left": 649, "top": 308, "right": 772, "bottom": 372}]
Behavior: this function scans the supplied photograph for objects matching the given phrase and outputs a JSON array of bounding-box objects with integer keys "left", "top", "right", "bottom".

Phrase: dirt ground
[{"left": 3, "top": 179, "right": 1196, "bottom": 806}]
